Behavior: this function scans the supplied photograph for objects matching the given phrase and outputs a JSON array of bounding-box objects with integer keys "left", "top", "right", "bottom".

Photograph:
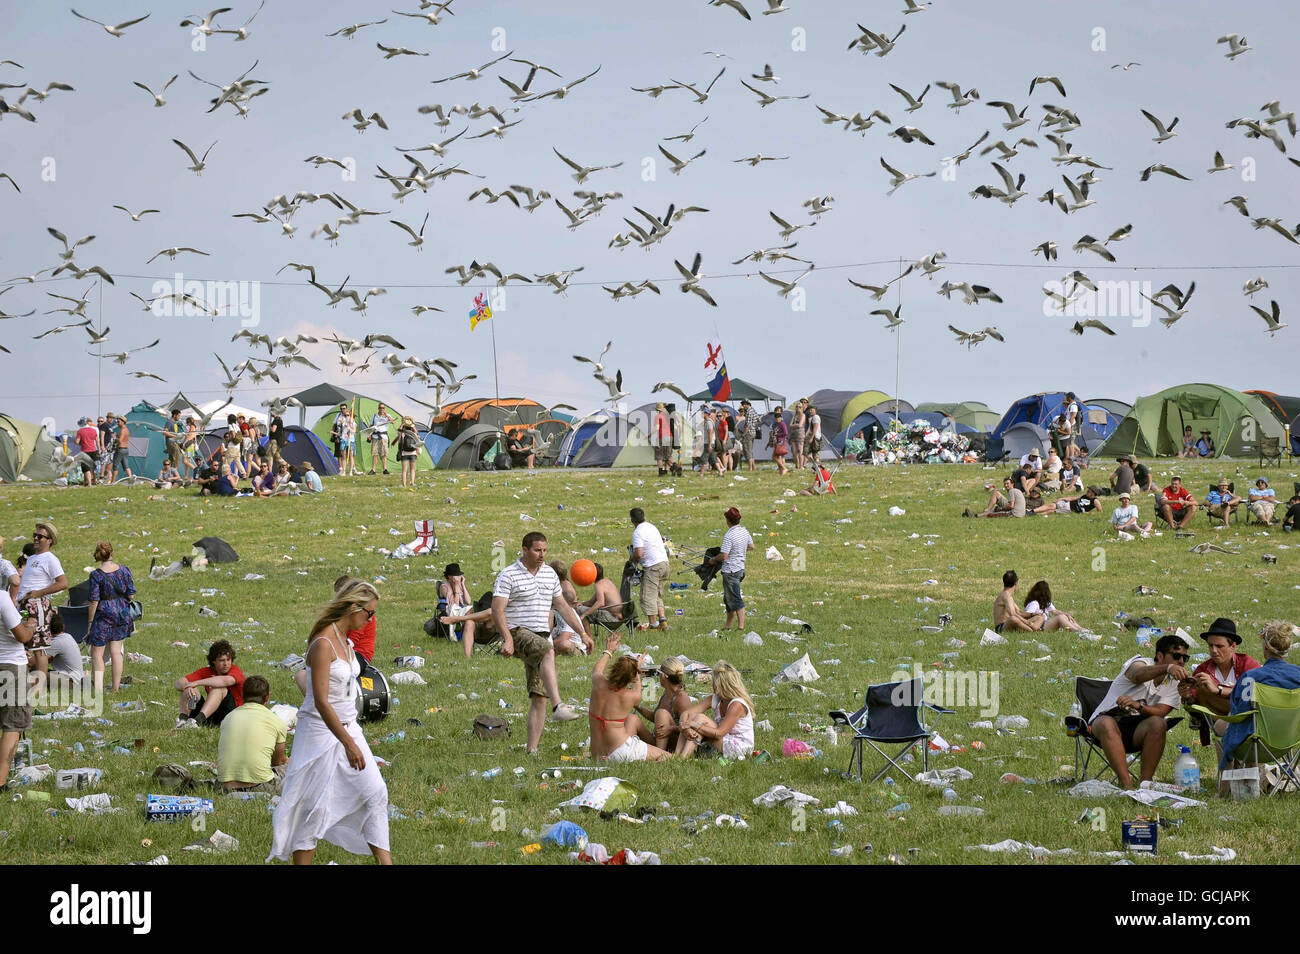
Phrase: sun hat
[
  {"left": 444, "top": 563, "right": 463, "bottom": 577},
  {"left": 1118, "top": 491, "right": 1131, "bottom": 500},
  {"left": 1199, "top": 617, "right": 1241, "bottom": 645}
]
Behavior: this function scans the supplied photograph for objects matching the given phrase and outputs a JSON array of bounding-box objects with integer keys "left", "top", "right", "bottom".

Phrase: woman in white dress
[{"left": 269, "top": 581, "right": 392, "bottom": 865}]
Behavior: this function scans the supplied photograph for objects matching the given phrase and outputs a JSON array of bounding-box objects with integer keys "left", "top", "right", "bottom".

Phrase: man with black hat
[
  {"left": 1089, "top": 631, "right": 1192, "bottom": 790},
  {"left": 1195, "top": 428, "right": 1216, "bottom": 458},
  {"left": 1178, "top": 618, "right": 1260, "bottom": 743},
  {"left": 1109, "top": 455, "right": 1135, "bottom": 496}
]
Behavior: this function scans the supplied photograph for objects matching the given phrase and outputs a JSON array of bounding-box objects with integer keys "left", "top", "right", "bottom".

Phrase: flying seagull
[
  {"left": 1139, "top": 108, "right": 1179, "bottom": 143},
  {"left": 70, "top": 9, "right": 151, "bottom": 36},
  {"left": 1071, "top": 319, "right": 1116, "bottom": 336},
  {"left": 1249, "top": 300, "right": 1287, "bottom": 335},
  {"left": 133, "top": 74, "right": 177, "bottom": 107},
  {"left": 173, "top": 138, "right": 217, "bottom": 175},
  {"left": 674, "top": 253, "right": 717, "bottom": 307},
  {"left": 432, "top": 51, "right": 513, "bottom": 83},
  {"left": 553, "top": 147, "right": 623, "bottom": 183}
]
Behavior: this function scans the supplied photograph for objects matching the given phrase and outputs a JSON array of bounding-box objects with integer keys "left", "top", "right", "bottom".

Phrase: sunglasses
[
  {"left": 33, "top": 533, "right": 50, "bottom": 541},
  {"left": 1169, "top": 652, "right": 1190, "bottom": 662},
  {"left": 358, "top": 606, "right": 376, "bottom": 621}
]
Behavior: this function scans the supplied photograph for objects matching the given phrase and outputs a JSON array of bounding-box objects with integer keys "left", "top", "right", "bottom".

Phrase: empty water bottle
[{"left": 941, "top": 787, "right": 958, "bottom": 801}]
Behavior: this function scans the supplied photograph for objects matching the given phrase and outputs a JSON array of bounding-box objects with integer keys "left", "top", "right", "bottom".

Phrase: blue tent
[
  {"left": 993, "top": 392, "right": 1121, "bottom": 449},
  {"left": 124, "top": 401, "right": 169, "bottom": 477},
  {"left": 419, "top": 429, "right": 453, "bottom": 466},
  {"left": 557, "top": 413, "right": 607, "bottom": 466}
]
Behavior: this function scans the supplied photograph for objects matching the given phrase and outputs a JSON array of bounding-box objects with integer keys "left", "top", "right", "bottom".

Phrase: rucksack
[
  {"left": 472, "top": 714, "right": 510, "bottom": 740},
  {"left": 400, "top": 430, "right": 419, "bottom": 453}
]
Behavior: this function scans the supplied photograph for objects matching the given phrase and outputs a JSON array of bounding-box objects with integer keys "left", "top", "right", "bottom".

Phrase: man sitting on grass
[
  {"left": 216, "top": 675, "right": 288, "bottom": 793},
  {"left": 175, "top": 639, "right": 245, "bottom": 728},
  {"left": 966, "top": 476, "right": 1025, "bottom": 518},
  {"left": 992, "top": 570, "right": 1042, "bottom": 633},
  {"left": 1088, "top": 632, "right": 1191, "bottom": 790},
  {"left": 1110, "top": 491, "right": 1153, "bottom": 538},
  {"left": 1157, "top": 475, "right": 1199, "bottom": 529}
]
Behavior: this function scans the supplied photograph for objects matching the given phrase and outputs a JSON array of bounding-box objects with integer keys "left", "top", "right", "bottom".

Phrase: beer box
[
  {"left": 145, "top": 794, "right": 215, "bottom": 821},
  {"left": 56, "top": 768, "right": 104, "bottom": 790},
  {"left": 1121, "top": 819, "right": 1158, "bottom": 854}
]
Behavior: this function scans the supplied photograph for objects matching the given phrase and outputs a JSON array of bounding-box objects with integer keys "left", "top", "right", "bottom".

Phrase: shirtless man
[
  {"left": 548, "top": 560, "right": 596, "bottom": 656},
  {"left": 993, "top": 569, "right": 1043, "bottom": 633},
  {"left": 439, "top": 605, "right": 500, "bottom": 659},
  {"left": 581, "top": 563, "right": 627, "bottom": 628},
  {"left": 589, "top": 631, "right": 669, "bottom": 763}
]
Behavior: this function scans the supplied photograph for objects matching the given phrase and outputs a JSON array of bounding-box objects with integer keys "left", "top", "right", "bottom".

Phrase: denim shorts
[{"left": 721, "top": 570, "right": 745, "bottom": 611}]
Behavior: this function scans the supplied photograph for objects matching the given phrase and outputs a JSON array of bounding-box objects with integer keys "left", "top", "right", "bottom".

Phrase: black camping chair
[
  {"left": 688, "top": 546, "right": 723, "bottom": 591},
  {"left": 1065, "top": 676, "right": 1184, "bottom": 782},
  {"left": 193, "top": 536, "right": 239, "bottom": 563},
  {"left": 829, "top": 676, "right": 953, "bottom": 782},
  {"left": 582, "top": 599, "right": 637, "bottom": 640},
  {"left": 617, "top": 561, "right": 641, "bottom": 629}
]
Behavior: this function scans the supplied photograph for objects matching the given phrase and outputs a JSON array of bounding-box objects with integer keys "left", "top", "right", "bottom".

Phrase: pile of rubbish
[{"left": 866, "top": 418, "right": 975, "bottom": 465}]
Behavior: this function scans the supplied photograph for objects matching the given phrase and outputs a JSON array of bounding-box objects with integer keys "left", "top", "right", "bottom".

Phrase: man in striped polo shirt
[
  {"left": 711, "top": 507, "right": 755, "bottom": 630},
  {"left": 492, "top": 532, "right": 584, "bottom": 753}
]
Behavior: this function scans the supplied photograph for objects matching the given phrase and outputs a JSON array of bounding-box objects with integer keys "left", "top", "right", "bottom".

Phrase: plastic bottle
[
  {"left": 482, "top": 767, "right": 502, "bottom": 780},
  {"left": 1174, "top": 746, "right": 1201, "bottom": 790},
  {"left": 941, "top": 787, "right": 958, "bottom": 801},
  {"left": 937, "top": 805, "right": 984, "bottom": 817}
]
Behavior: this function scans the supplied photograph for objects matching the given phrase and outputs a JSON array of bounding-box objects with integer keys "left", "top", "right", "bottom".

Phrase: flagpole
[
  {"left": 487, "top": 286, "right": 500, "bottom": 404},
  {"left": 894, "top": 256, "right": 902, "bottom": 418}
]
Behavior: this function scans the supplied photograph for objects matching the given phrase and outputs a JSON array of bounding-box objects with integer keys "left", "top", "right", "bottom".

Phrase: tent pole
[{"left": 97, "top": 278, "right": 103, "bottom": 420}]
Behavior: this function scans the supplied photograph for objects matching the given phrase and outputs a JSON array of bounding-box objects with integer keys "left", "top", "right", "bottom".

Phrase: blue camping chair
[{"left": 830, "top": 676, "right": 953, "bottom": 782}]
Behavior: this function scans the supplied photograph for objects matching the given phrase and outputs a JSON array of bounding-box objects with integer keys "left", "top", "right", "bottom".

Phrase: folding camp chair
[
  {"left": 582, "top": 599, "right": 637, "bottom": 640},
  {"left": 1065, "top": 676, "right": 1183, "bottom": 782},
  {"left": 829, "top": 676, "right": 953, "bottom": 782},
  {"left": 1192, "top": 683, "right": 1300, "bottom": 797},
  {"left": 1204, "top": 481, "right": 1237, "bottom": 527},
  {"left": 1259, "top": 436, "right": 1282, "bottom": 468}
]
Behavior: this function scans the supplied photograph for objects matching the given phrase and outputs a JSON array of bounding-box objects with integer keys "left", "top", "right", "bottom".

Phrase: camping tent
[
  {"left": 313, "top": 397, "right": 434, "bottom": 473},
  {"left": 1085, "top": 397, "right": 1134, "bottom": 419},
  {"left": 432, "top": 398, "right": 549, "bottom": 438},
  {"left": 916, "top": 401, "right": 1001, "bottom": 433},
  {"left": 0, "top": 413, "right": 60, "bottom": 483},
  {"left": 1245, "top": 391, "right": 1300, "bottom": 454},
  {"left": 999, "top": 422, "right": 1051, "bottom": 462},
  {"left": 285, "top": 383, "right": 371, "bottom": 428},
  {"left": 436, "top": 422, "right": 505, "bottom": 470},
  {"left": 685, "top": 378, "right": 786, "bottom": 409},
  {"left": 1094, "top": 383, "right": 1285, "bottom": 459},
  {"left": 419, "top": 429, "right": 453, "bottom": 467},
  {"left": 195, "top": 424, "right": 340, "bottom": 476},
  {"left": 124, "top": 401, "right": 169, "bottom": 478},
  {"left": 993, "top": 392, "right": 1121, "bottom": 448}
]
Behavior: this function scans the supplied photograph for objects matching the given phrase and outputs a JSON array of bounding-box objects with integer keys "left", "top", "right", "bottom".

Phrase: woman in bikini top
[{"left": 588, "top": 631, "right": 648, "bottom": 759}]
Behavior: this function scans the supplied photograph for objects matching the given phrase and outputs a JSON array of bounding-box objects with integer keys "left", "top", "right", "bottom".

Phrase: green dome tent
[
  {"left": 314, "top": 397, "right": 435, "bottom": 473},
  {"left": 0, "top": 413, "right": 60, "bottom": 483},
  {"left": 916, "top": 401, "right": 1001, "bottom": 432},
  {"left": 1094, "top": 383, "right": 1284, "bottom": 459}
]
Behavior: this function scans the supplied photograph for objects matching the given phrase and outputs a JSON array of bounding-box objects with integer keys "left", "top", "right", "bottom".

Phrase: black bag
[
  {"left": 472, "top": 714, "right": 510, "bottom": 740},
  {"left": 495, "top": 453, "right": 512, "bottom": 470},
  {"left": 400, "top": 429, "right": 419, "bottom": 453}
]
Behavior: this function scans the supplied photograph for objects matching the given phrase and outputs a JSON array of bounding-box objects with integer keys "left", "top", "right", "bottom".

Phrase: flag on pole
[
  {"left": 704, "top": 340, "right": 731, "bottom": 402},
  {"left": 469, "top": 292, "right": 492, "bottom": 331}
]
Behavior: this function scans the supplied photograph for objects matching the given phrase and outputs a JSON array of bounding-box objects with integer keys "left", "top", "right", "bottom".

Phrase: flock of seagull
[{"left": 0, "top": 3, "right": 1294, "bottom": 408}]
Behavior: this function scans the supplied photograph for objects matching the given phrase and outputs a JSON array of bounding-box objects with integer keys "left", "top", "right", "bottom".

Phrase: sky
[{"left": 1, "top": 0, "right": 1297, "bottom": 435}]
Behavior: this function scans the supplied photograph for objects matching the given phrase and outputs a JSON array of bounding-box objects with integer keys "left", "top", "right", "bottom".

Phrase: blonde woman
[
  {"left": 589, "top": 631, "right": 669, "bottom": 763},
  {"left": 674, "top": 660, "right": 755, "bottom": 759},
  {"left": 634, "top": 656, "right": 692, "bottom": 752},
  {"left": 86, "top": 541, "right": 133, "bottom": 693},
  {"left": 269, "top": 581, "right": 391, "bottom": 865}
]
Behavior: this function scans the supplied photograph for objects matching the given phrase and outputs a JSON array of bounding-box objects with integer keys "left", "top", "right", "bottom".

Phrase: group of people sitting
[
  {"left": 1085, "top": 617, "right": 1300, "bottom": 794},
  {"left": 993, "top": 570, "right": 1082, "bottom": 633},
  {"left": 964, "top": 446, "right": 1096, "bottom": 518}
]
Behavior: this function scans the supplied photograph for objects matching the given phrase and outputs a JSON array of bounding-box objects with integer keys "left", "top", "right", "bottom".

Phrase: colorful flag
[
  {"left": 704, "top": 340, "right": 731, "bottom": 401},
  {"left": 469, "top": 292, "right": 492, "bottom": 331}
]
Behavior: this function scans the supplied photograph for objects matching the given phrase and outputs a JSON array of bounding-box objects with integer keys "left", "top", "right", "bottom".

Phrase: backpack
[
  {"left": 400, "top": 429, "right": 419, "bottom": 453},
  {"left": 472, "top": 714, "right": 510, "bottom": 740}
]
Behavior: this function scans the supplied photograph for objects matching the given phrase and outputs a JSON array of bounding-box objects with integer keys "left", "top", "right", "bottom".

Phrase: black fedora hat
[{"left": 1199, "top": 617, "right": 1240, "bottom": 645}]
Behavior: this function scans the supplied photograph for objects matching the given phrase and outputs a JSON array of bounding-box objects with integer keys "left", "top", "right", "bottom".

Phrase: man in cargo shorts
[
  {"left": 0, "top": 588, "right": 37, "bottom": 788},
  {"left": 492, "top": 532, "right": 585, "bottom": 753},
  {"left": 630, "top": 508, "right": 669, "bottom": 630}
]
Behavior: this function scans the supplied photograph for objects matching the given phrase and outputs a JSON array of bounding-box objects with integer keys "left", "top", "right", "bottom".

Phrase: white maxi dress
[{"left": 268, "top": 630, "right": 390, "bottom": 860}]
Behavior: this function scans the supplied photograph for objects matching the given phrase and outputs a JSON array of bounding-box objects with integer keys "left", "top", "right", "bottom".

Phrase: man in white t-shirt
[
  {"left": 0, "top": 535, "right": 19, "bottom": 601},
  {"left": 16, "top": 522, "right": 67, "bottom": 683},
  {"left": 368, "top": 403, "right": 393, "bottom": 476},
  {"left": 711, "top": 507, "right": 755, "bottom": 630},
  {"left": 1088, "top": 632, "right": 1191, "bottom": 789},
  {"left": 630, "top": 508, "right": 670, "bottom": 631},
  {"left": 0, "top": 590, "right": 37, "bottom": 787},
  {"left": 491, "top": 532, "right": 585, "bottom": 753},
  {"left": 1109, "top": 491, "right": 1153, "bottom": 538}
]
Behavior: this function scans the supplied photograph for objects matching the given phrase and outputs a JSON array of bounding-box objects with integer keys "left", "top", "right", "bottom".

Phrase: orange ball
[{"left": 569, "top": 558, "right": 597, "bottom": 587}]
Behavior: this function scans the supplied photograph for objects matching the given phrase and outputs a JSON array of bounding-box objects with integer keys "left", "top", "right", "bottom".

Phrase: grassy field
[{"left": 1, "top": 457, "right": 1297, "bottom": 865}]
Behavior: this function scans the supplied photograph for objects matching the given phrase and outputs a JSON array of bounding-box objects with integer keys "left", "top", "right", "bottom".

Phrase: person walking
[
  {"left": 769, "top": 406, "right": 790, "bottom": 475},
  {"left": 368, "top": 403, "right": 393, "bottom": 475},
  {"left": 340, "top": 406, "right": 358, "bottom": 476},
  {"left": 652, "top": 403, "right": 672, "bottom": 476},
  {"left": 490, "top": 533, "right": 584, "bottom": 753},
  {"left": 789, "top": 399, "right": 807, "bottom": 471},
  {"left": 269, "top": 580, "right": 391, "bottom": 865},
  {"left": 16, "top": 522, "right": 67, "bottom": 689},
  {"left": 738, "top": 400, "right": 762, "bottom": 472},
  {"left": 711, "top": 507, "right": 754, "bottom": 630},
  {"left": 86, "top": 541, "right": 133, "bottom": 693},
  {"left": 396, "top": 415, "right": 420, "bottom": 488},
  {"left": 630, "top": 508, "right": 670, "bottom": 631}
]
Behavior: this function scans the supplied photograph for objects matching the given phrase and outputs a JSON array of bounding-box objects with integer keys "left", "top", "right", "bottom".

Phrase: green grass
[{"left": 1, "top": 458, "right": 1297, "bottom": 864}]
